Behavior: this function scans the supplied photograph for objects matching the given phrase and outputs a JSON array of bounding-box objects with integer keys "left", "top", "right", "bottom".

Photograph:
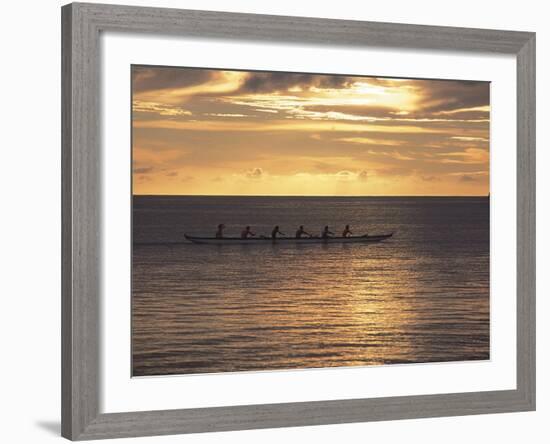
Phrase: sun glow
[{"left": 132, "top": 66, "right": 489, "bottom": 196}]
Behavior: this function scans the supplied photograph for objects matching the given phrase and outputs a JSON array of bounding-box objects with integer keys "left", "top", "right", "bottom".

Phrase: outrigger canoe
[{"left": 184, "top": 233, "right": 393, "bottom": 245}]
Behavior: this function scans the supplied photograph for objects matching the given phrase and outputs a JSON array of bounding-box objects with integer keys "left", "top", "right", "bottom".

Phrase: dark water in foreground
[{"left": 132, "top": 196, "right": 489, "bottom": 376}]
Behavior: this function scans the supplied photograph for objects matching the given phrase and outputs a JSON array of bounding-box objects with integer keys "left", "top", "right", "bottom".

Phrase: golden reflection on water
[
  {"left": 133, "top": 242, "right": 489, "bottom": 376},
  {"left": 132, "top": 196, "right": 490, "bottom": 376}
]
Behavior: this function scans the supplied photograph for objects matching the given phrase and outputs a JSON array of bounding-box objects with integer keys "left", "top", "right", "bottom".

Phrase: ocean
[{"left": 132, "top": 196, "right": 490, "bottom": 376}]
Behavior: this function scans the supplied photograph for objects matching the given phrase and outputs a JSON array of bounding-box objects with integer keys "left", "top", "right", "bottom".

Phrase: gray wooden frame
[{"left": 61, "top": 2, "right": 536, "bottom": 440}]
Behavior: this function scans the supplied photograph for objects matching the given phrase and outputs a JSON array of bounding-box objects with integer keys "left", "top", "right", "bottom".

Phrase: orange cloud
[{"left": 131, "top": 66, "right": 490, "bottom": 196}]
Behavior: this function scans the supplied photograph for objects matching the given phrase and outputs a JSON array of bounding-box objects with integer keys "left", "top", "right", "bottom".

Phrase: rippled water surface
[{"left": 132, "top": 196, "right": 489, "bottom": 376}]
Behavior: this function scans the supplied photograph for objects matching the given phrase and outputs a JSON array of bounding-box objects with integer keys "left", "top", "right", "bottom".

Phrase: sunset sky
[{"left": 132, "top": 66, "right": 489, "bottom": 196}]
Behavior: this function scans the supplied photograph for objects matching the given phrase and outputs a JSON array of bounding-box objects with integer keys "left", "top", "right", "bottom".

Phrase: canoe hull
[{"left": 184, "top": 233, "right": 393, "bottom": 245}]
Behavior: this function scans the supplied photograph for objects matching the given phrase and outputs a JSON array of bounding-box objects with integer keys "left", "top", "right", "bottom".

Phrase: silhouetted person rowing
[
  {"left": 271, "top": 225, "right": 285, "bottom": 239},
  {"left": 241, "top": 226, "right": 255, "bottom": 239},
  {"left": 321, "top": 226, "right": 334, "bottom": 239},
  {"left": 295, "top": 225, "right": 311, "bottom": 238},
  {"left": 342, "top": 225, "right": 353, "bottom": 237},
  {"left": 215, "top": 223, "right": 225, "bottom": 239}
]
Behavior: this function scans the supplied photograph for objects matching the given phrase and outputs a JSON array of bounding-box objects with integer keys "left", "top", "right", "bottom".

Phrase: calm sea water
[{"left": 132, "top": 196, "right": 489, "bottom": 376}]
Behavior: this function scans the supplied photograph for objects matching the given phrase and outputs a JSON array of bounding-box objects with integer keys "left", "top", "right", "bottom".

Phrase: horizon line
[{"left": 132, "top": 194, "right": 489, "bottom": 198}]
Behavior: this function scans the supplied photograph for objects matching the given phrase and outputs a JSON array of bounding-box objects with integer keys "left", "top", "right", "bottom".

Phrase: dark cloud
[
  {"left": 358, "top": 77, "right": 404, "bottom": 87},
  {"left": 238, "top": 72, "right": 353, "bottom": 93},
  {"left": 135, "top": 175, "right": 152, "bottom": 183},
  {"left": 132, "top": 66, "right": 216, "bottom": 93},
  {"left": 434, "top": 110, "right": 489, "bottom": 120},
  {"left": 459, "top": 174, "right": 479, "bottom": 182},
  {"left": 165, "top": 171, "right": 178, "bottom": 177},
  {"left": 358, "top": 170, "right": 368, "bottom": 181},
  {"left": 133, "top": 166, "right": 154, "bottom": 174},
  {"left": 291, "top": 78, "right": 489, "bottom": 118},
  {"left": 336, "top": 170, "right": 354, "bottom": 181},
  {"left": 417, "top": 80, "right": 490, "bottom": 113},
  {"left": 245, "top": 167, "right": 264, "bottom": 179}
]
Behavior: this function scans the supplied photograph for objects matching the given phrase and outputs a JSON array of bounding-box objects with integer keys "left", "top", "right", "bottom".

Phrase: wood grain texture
[
  {"left": 516, "top": 34, "right": 536, "bottom": 409},
  {"left": 61, "top": 5, "right": 73, "bottom": 438},
  {"left": 61, "top": 2, "right": 536, "bottom": 440},
  {"left": 76, "top": 2, "right": 532, "bottom": 53},
  {"left": 62, "top": 3, "right": 101, "bottom": 439},
  {"left": 77, "top": 390, "right": 532, "bottom": 440}
]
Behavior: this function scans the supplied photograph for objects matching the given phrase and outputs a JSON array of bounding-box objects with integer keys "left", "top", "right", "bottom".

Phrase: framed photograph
[{"left": 62, "top": 2, "right": 535, "bottom": 440}]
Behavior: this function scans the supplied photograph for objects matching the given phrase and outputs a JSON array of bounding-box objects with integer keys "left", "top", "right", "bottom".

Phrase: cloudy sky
[{"left": 132, "top": 66, "right": 489, "bottom": 196}]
